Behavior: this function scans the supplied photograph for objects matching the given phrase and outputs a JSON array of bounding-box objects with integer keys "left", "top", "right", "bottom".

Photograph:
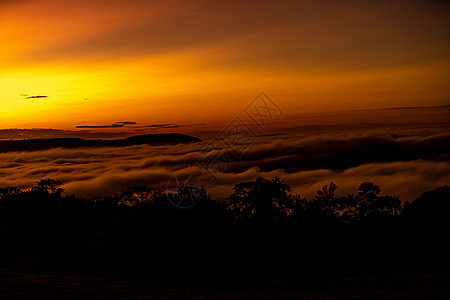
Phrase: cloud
[
  {"left": 229, "top": 131, "right": 450, "bottom": 173},
  {"left": 115, "top": 121, "right": 137, "bottom": 125},
  {"left": 76, "top": 121, "right": 137, "bottom": 128},
  {"left": 10, "top": 0, "right": 450, "bottom": 77},
  {"left": 0, "top": 128, "right": 131, "bottom": 140},
  {"left": 144, "top": 123, "right": 207, "bottom": 130},
  {"left": 24, "top": 95, "right": 48, "bottom": 99},
  {"left": 75, "top": 122, "right": 207, "bottom": 130},
  {"left": 0, "top": 123, "right": 448, "bottom": 202}
]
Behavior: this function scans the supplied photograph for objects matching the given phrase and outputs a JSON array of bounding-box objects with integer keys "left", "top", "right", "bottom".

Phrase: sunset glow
[
  {"left": 1, "top": 1, "right": 450, "bottom": 294},
  {"left": 1, "top": 0, "right": 449, "bottom": 130}
]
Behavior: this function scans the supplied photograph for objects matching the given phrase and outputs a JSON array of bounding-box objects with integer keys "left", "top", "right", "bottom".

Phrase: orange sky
[{"left": 1, "top": 0, "right": 449, "bottom": 131}]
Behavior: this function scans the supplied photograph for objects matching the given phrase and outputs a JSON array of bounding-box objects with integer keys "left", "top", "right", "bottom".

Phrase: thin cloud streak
[
  {"left": 76, "top": 122, "right": 137, "bottom": 128},
  {"left": 24, "top": 95, "right": 48, "bottom": 99}
]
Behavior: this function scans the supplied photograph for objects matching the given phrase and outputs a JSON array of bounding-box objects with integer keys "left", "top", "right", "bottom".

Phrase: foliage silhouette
[
  {"left": 0, "top": 178, "right": 448, "bottom": 277},
  {"left": 225, "top": 177, "right": 297, "bottom": 224}
]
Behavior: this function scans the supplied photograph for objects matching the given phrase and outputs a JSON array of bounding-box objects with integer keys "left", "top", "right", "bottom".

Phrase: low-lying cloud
[{"left": 0, "top": 124, "right": 449, "bottom": 202}]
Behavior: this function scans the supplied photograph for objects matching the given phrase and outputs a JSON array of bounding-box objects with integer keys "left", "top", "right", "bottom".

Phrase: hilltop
[{"left": 0, "top": 133, "right": 201, "bottom": 153}]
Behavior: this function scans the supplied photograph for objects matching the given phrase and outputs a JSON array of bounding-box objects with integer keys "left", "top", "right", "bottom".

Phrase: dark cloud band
[{"left": 0, "top": 124, "right": 448, "bottom": 202}]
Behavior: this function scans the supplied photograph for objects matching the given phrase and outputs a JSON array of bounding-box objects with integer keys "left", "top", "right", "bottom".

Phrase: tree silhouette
[
  {"left": 311, "top": 182, "right": 354, "bottom": 222},
  {"left": 357, "top": 181, "right": 381, "bottom": 200},
  {"left": 225, "top": 177, "right": 296, "bottom": 224},
  {"left": 0, "top": 176, "right": 448, "bottom": 277},
  {"left": 0, "top": 186, "right": 21, "bottom": 200},
  {"left": 119, "top": 184, "right": 156, "bottom": 206},
  {"left": 316, "top": 182, "right": 338, "bottom": 201},
  {"left": 403, "top": 185, "right": 450, "bottom": 222},
  {"left": 355, "top": 182, "right": 401, "bottom": 217},
  {"left": 166, "top": 184, "right": 210, "bottom": 209},
  {"left": 32, "top": 178, "right": 64, "bottom": 195},
  {"left": 313, "top": 182, "right": 340, "bottom": 216},
  {"left": 310, "top": 182, "right": 402, "bottom": 222}
]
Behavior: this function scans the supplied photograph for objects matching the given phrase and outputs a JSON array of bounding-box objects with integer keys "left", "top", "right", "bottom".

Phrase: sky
[{"left": 1, "top": 0, "right": 449, "bottom": 131}]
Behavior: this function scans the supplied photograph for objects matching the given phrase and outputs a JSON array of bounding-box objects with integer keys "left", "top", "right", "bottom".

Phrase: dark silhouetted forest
[
  {"left": 0, "top": 177, "right": 449, "bottom": 278},
  {"left": 0, "top": 133, "right": 201, "bottom": 153}
]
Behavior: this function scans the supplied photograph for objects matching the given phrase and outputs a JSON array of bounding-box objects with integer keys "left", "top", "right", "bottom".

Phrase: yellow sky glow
[{"left": 1, "top": 0, "right": 449, "bottom": 131}]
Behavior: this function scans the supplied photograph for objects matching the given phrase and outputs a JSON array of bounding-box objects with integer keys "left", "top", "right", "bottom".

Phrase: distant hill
[{"left": 0, "top": 133, "right": 201, "bottom": 153}]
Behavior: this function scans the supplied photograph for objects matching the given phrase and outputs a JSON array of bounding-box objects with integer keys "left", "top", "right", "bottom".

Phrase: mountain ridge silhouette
[{"left": 0, "top": 133, "right": 201, "bottom": 153}]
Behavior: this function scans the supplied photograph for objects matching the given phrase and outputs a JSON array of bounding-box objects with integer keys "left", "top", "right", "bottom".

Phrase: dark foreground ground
[
  {"left": 1, "top": 266, "right": 449, "bottom": 299},
  {"left": 1, "top": 182, "right": 449, "bottom": 298}
]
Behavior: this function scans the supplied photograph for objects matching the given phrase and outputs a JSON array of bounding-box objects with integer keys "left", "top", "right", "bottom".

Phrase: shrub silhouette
[
  {"left": 402, "top": 185, "right": 450, "bottom": 221},
  {"left": 0, "top": 177, "right": 448, "bottom": 277},
  {"left": 32, "top": 178, "right": 65, "bottom": 195},
  {"left": 225, "top": 177, "right": 297, "bottom": 224}
]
